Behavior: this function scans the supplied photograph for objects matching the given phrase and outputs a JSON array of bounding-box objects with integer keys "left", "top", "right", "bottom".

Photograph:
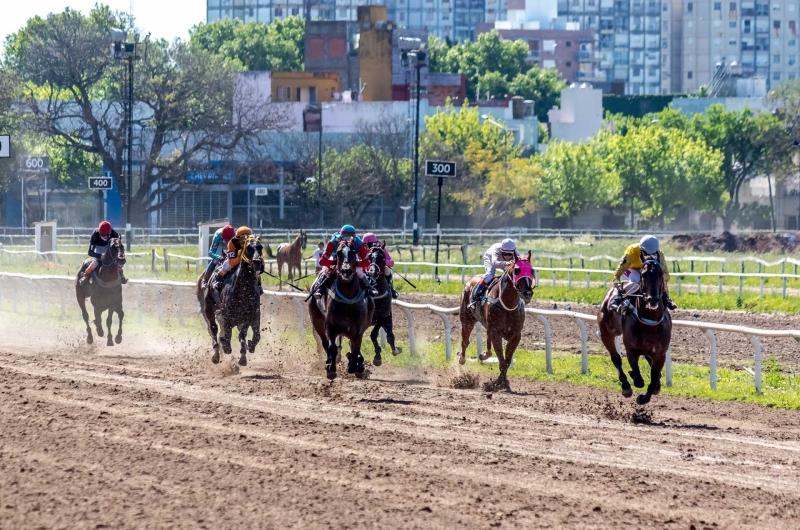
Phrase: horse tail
[{"left": 264, "top": 243, "right": 275, "bottom": 259}]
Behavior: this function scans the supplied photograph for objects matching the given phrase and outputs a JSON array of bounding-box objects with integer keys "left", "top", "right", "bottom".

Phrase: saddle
[{"left": 474, "top": 276, "right": 501, "bottom": 310}]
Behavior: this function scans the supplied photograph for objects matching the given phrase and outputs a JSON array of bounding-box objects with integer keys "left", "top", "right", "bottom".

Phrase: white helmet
[
  {"left": 639, "top": 235, "right": 659, "bottom": 255},
  {"left": 500, "top": 238, "right": 516, "bottom": 253}
]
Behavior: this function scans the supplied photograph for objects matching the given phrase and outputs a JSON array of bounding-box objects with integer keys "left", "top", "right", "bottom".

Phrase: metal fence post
[
  {"left": 748, "top": 334, "right": 762, "bottom": 393},
  {"left": 704, "top": 329, "right": 717, "bottom": 390},
  {"left": 665, "top": 347, "right": 673, "bottom": 387},
  {"left": 435, "top": 312, "right": 452, "bottom": 361},
  {"left": 292, "top": 297, "right": 304, "bottom": 342},
  {"left": 536, "top": 315, "right": 552, "bottom": 374},
  {"left": 399, "top": 306, "right": 416, "bottom": 356},
  {"left": 574, "top": 317, "right": 588, "bottom": 374}
]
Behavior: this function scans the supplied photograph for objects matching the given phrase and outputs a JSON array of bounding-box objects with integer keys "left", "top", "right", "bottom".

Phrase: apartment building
[
  {"left": 387, "top": 0, "right": 485, "bottom": 41},
  {"left": 678, "top": 0, "right": 800, "bottom": 93},
  {"left": 206, "top": 0, "right": 385, "bottom": 23},
  {"left": 558, "top": 0, "right": 671, "bottom": 94}
]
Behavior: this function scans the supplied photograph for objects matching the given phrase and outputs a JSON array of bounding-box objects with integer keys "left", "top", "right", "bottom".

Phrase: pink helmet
[{"left": 363, "top": 232, "right": 378, "bottom": 244}]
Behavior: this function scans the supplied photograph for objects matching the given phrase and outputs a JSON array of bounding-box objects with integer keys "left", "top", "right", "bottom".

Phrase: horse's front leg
[
  {"left": 94, "top": 305, "right": 105, "bottom": 338},
  {"left": 490, "top": 331, "right": 510, "bottom": 391},
  {"left": 114, "top": 307, "right": 124, "bottom": 344},
  {"left": 369, "top": 325, "right": 382, "bottom": 366},
  {"left": 247, "top": 317, "right": 261, "bottom": 354},
  {"left": 459, "top": 315, "right": 475, "bottom": 366},
  {"left": 220, "top": 319, "right": 233, "bottom": 355},
  {"left": 349, "top": 333, "right": 366, "bottom": 376},
  {"left": 105, "top": 310, "right": 114, "bottom": 346},
  {"left": 627, "top": 349, "right": 646, "bottom": 389},
  {"left": 600, "top": 326, "right": 631, "bottom": 398},
  {"left": 324, "top": 329, "right": 339, "bottom": 380},
  {"left": 237, "top": 325, "right": 248, "bottom": 366},
  {"left": 638, "top": 356, "right": 665, "bottom": 405}
]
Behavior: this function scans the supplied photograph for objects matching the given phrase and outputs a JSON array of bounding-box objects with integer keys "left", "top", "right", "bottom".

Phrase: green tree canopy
[
  {"left": 508, "top": 67, "right": 567, "bottom": 122},
  {"left": 189, "top": 16, "right": 305, "bottom": 72}
]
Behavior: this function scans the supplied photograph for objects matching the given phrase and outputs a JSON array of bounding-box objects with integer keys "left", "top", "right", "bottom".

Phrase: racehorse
[
  {"left": 275, "top": 230, "right": 307, "bottom": 287},
  {"left": 197, "top": 237, "right": 264, "bottom": 366},
  {"left": 366, "top": 243, "right": 401, "bottom": 366},
  {"left": 459, "top": 251, "right": 534, "bottom": 391},
  {"left": 308, "top": 241, "right": 374, "bottom": 380},
  {"left": 75, "top": 238, "right": 126, "bottom": 346},
  {"left": 597, "top": 257, "right": 672, "bottom": 404}
]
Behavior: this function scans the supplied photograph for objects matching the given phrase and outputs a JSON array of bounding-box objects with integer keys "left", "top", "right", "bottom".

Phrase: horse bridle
[
  {"left": 239, "top": 237, "right": 264, "bottom": 271},
  {"left": 631, "top": 259, "right": 667, "bottom": 326}
]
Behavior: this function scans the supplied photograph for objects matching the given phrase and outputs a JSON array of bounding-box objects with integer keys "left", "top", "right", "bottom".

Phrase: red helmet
[
  {"left": 98, "top": 221, "right": 112, "bottom": 236},
  {"left": 221, "top": 225, "right": 235, "bottom": 240}
]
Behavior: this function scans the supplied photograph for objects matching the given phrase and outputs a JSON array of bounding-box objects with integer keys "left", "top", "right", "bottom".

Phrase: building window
[
  {"left": 791, "top": 21, "right": 797, "bottom": 35},
  {"left": 687, "top": 2, "right": 693, "bottom": 13},
  {"left": 791, "top": 39, "right": 798, "bottom": 46},
  {"left": 729, "top": 1, "right": 736, "bottom": 11},
  {"left": 790, "top": 55, "right": 796, "bottom": 65},
  {"left": 688, "top": 71, "right": 693, "bottom": 79},
  {"left": 774, "top": 54, "right": 781, "bottom": 63},
  {"left": 790, "top": 74, "right": 797, "bottom": 80},
  {"left": 291, "top": 7, "right": 299, "bottom": 15},
  {"left": 744, "top": 20, "right": 751, "bottom": 33},
  {"left": 714, "top": 2, "right": 721, "bottom": 9},
  {"left": 277, "top": 86, "right": 291, "bottom": 102},
  {"left": 729, "top": 39, "right": 737, "bottom": 45},
  {"left": 730, "top": 21, "right": 737, "bottom": 28},
  {"left": 274, "top": 6, "right": 282, "bottom": 16},
  {"left": 774, "top": 72, "right": 781, "bottom": 80}
]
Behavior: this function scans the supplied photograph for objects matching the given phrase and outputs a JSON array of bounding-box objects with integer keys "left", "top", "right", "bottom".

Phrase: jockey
[
  {"left": 80, "top": 221, "right": 127, "bottom": 286},
  {"left": 310, "top": 224, "right": 375, "bottom": 299},
  {"left": 362, "top": 232, "right": 398, "bottom": 299},
  {"left": 609, "top": 235, "right": 677, "bottom": 314},
  {"left": 203, "top": 224, "right": 235, "bottom": 285},
  {"left": 468, "top": 238, "right": 520, "bottom": 309},
  {"left": 213, "top": 226, "right": 262, "bottom": 296}
]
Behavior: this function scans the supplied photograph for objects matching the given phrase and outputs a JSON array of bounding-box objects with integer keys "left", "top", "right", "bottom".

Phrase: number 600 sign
[{"left": 425, "top": 160, "right": 457, "bottom": 178}]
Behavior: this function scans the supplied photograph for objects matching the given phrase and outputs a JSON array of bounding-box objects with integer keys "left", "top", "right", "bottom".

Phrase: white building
[
  {"left": 547, "top": 83, "right": 604, "bottom": 143},
  {"left": 206, "top": 0, "right": 385, "bottom": 23}
]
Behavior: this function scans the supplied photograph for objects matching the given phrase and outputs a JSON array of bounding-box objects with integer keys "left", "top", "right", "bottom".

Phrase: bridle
[
  {"left": 490, "top": 260, "right": 533, "bottom": 312},
  {"left": 239, "top": 237, "right": 264, "bottom": 271},
  {"left": 631, "top": 258, "right": 667, "bottom": 326}
]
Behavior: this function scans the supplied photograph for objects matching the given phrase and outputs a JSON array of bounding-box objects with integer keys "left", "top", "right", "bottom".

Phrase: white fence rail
[{"left": 0, "top": 271, "right": 797, "bottom": 394}]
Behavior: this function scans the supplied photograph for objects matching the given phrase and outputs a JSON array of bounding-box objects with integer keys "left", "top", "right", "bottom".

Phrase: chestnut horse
[
  {"left": 275, "top": 230, "right": 307, "bottom": 287},
  {"left": 308, "top": 241, "right": 374, "bottom": 380},
  {"left": 459, "top": 252, "right": 534, "bottom": 391},
  {"left": 597, "top": 257, "right": 672, "bottom": 404},
  {"left": 75, "top": 238, "right": 126, "bottom": 346}
]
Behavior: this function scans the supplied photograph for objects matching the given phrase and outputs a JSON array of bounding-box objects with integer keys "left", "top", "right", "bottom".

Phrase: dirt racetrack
[{"left": 2, "top": 323, "right": 800, "bottom": 529}]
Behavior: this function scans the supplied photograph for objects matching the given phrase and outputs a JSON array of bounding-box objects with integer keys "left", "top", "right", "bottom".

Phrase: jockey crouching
[
  {"left": 310, "top": 224, "right": 377, "bottom": 300},
  {"left": 80, "top": 221, "right": 127, "bottom": 287},
  {"left": 363, "top": 232, "right": 399, "bottom": 299},
  {"left": 608, "top": 235, "right": 677, "bottom": 315},
  {"left": 202, "top": 224, "right": 235, "bottom": 289},
  {"left": 212, "top": 226, "right": 262, "bottom": 301},
  {"left": 468, "top": 238, "right": 520, "bottom": 310}
]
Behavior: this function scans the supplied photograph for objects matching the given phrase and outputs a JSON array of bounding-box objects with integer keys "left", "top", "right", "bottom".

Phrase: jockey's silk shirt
[{"left": 613, "top": 244, "right": 670, "bottom": 283}]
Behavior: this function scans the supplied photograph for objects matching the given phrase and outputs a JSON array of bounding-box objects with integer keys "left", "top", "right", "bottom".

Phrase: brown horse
[
  {"left": 275, "top": 230, "right": 307, "bottom": 287},
  {"left": 459, "top": 252, "right": 534, "bottom": 391},
  {"left": 75, "top": 238, "right": 126, "bottom": 346},
  {"left": 308, "top": 241, "right": 374, "bottom": 380},
  {"left": 598, "top": 257, "right": 672, "bottom": 404}
]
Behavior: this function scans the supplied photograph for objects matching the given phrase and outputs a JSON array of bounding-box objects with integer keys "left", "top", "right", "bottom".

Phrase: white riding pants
[{"left": 482, "top": 252, "right": 500, "bottom": 284}]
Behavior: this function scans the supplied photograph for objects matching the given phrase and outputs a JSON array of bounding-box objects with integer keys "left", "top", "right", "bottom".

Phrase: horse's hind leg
[
  {"left": 459, "top": 316, "right": 475, "bottom": 365},
  {"left": 638, "top": 356, "right": 665, "bottom": 405},
  {"left": 94, "top": 306, "right": 105, "bottom": 337},
  {"left": 490, "top": 331, "right": 511, "bottom": 392},
  {"left": 385, "top": 315, "right": 401, "bottom": 356},
  {"left": 105, "top": 310, "right": 114, "bottom": 346},
  {"left": 204, "top": 302, "right": 221, "bottom": 363},
  {"left": 324, "top": 331, "right": 339, "bottom": 380},
  {"left": 237, "top": 325, "right": 248, "bottom": 366},
  {"left": 600, "top": 328, "right": 631, "bottom": 398},
  {"left": 627, "top": 350, "right": 646, "bottom": 389},
  {"left": 78, "top": 298, "right": 93, "bottom": 345},
  {"left": 370, "top": 325, "right": 382, "bottom": 366},
  {"left": 114, "top": 307, "right": 124, "bottom": 344},
  {"left": 247, "top": 319, "right": 261, "bottom": 354}
]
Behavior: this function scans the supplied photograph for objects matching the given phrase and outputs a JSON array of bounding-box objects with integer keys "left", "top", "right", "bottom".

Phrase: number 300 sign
[{"left": 425, "top": 160, "right": 457, "bottom": 178}]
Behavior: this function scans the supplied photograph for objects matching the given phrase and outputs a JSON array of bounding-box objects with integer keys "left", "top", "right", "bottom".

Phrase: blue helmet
[{"left": 340, "top": 224, "right": 356, "bottom": 236}]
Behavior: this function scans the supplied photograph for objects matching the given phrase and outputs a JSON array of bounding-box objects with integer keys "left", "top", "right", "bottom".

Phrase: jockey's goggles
[{"left": 341, "top": 235, "right": 354, "bottom": 241}]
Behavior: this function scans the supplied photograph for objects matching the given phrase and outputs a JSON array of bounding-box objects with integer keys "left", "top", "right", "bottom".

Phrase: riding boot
[
  {"left": 468, "top": 282, "right": 486, "bottom": 310},
  {"left": 388, "top": 274, "right": 399, "bottom": 299},
  {"left": 119, "top": 269, "right": 128, "bottom": 284},
  {"left": 314, "top": 273, "right": 335, "bottom": 300},
  {"left": 361, "top": 275, "right": 378, "bottom": 297},
  {"left": 663, "top": 292, "right": 677, "bottom": 310}
]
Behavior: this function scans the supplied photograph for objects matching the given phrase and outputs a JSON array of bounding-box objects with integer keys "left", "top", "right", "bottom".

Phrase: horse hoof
[
  {"left": 238, "top": 356, "right": 247, "bottom": 367},
  {"left": 457, "top": 353, "right": 466, "bottom": 366},
  {"left": 326, "top": 370, "right": 337, "bottom": 380},
  {"left": 87, "top": 335, "right": 93, "bottom": 345},
  {"left": 636, "top": 394, "right": 651, "bottom": 405},
  {"left": 479, "top": 351, "right": 491, "bottom": 361},
  {"left": 373, "top": 355, "right": 382, "bottom": 367},
  {"left": 652, "top": 386, "right": 661, "bottom": 396},
  {"left": 96, "top": 329, "right": 104, "bottom": 338},
  {"left": 621, "top": 387, "right": 633, "bottom": 398},
  {"left": 115, "top": 336, "right": 122, "bottom": 345},
  {"left": 107, "top": 339, "right": 114, "bottom": 347},
  {"left": 392, "top": 347, "right": 402, "bottom": 356},
  {"left": 211, "top": 353, "right": 221, "bottom": 364}
]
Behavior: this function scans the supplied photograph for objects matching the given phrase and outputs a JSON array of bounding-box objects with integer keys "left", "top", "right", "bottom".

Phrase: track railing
[{"left": 0, "top": 271, "right": 797, "bottom": 394}]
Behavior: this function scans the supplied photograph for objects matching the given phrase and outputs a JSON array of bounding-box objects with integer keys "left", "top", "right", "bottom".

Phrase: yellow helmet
[{"left": 236, "top": 226, "right": 252, "bottom": 238}]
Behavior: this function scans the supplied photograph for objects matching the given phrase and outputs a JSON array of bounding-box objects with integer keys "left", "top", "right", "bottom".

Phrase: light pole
[
  {"left": 307, "top": 103, "right": 334, "bottom": 229},
  {"left": 400, "top": 205, "right": 412, "bottom": 242},
  {"left": 482, "top": 113, "right": 512, "bottom": 191},
  {"left": 401, "top": 38, "right": 427, "bottom": 245},
  {"left": 111, "top": 28, "right": 140, "bottom": 251}
]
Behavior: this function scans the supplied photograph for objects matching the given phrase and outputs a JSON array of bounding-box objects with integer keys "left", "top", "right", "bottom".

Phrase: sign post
[
  {"left": 19, "top": 156, "right": 50, "bottom": 224},
  {"left": 425, "top": 160, "right": 457, "bottom": 280},
  {"left": 88, "top": 176, "right": 114, "bottom": 190}
]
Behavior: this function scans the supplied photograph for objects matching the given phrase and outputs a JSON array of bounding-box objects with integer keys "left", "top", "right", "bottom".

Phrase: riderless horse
[
  {"left": 75, "top": 238, "right": 126, "bottom": 346},
  {"left": 197, "top": 237, "right": 264, "bottom": 366},
  {"left": 366, "top": 243, "right": 401, "bottom": 366},
  {"left": 308, "top": 241, "right": 374, "bottom": 380},
  {"left": 597, "top": 256, "right": 672, "bottom": 404},
  {"left": 459, "top": 252, "right": 534, "bottom": 391},
  {"left": 269, "top": 230, "right": 307, "bottom": 288}
]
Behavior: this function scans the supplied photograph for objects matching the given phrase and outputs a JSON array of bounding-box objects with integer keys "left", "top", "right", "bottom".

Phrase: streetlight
[
  {"left": 110, "top": 28, "right": 141, "bottom": 251},
  {"left": 399, "top": 205, "right": 412, "bottom": 242},
  {"left": 305, "top": 102, "right": 335, "bottom": 229},
  {"left": 401, "top": 37, "right": 427, "bottom": 245},
  {"left": 482, "top": 113, "right": 512, "bottom": 184}
]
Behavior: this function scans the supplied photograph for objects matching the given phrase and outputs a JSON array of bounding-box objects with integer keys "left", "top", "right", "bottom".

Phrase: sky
[{"left": 0, "top": 1, "right": 206, "bottom": 49}]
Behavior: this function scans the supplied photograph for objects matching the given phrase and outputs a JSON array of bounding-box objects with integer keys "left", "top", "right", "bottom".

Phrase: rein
[
  {"left": 486, "top": 267, "right": 523, "bottom": 312},
  {"left": 329, "top": 278, "right": 366, "bottom": 304},
  {"left": 631, "top": 259, "right": 666, "bottom": 326}
]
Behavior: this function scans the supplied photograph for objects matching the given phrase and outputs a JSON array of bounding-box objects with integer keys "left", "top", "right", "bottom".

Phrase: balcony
[
  {"left": 577, "top": 50, "right": 592, "bottom": 60},
  {"left": 527, "top": 51, "right": 541, "bottom": 61},
  {"left": 741, "top": 8, "right": 755, "bottom": 16}
]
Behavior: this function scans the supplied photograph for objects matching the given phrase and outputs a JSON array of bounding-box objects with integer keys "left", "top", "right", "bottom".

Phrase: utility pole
[{"left": 400, "top": 38, "right": 427, "bottom": 246}]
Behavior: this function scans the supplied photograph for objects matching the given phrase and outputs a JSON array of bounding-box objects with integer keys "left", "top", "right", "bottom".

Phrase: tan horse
[{"left": 275, "top": 230, "right": 307, "bottom": 287}]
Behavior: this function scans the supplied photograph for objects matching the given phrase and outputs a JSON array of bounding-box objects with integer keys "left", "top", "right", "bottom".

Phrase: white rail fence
[{"left": 0, "top": 272, "right": 797, "bottom": 394}]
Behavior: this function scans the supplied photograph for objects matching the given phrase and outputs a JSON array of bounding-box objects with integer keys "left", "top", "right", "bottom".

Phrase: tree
[
  {"left": 5, "top": 7, "right": 289, "bottom": 224},
  {"left": 686, "top": 104, "right": 792, "bottom": 229},
  {"left": 605, "top": 126, "right": 726, "bottom": 228},
  {"left": 477, "top": 71, "right": 509, "bottom": 101},
  {"left": 508, "top": 67, "right": 567, "bottom": 122},
  {"left": 189, "top": 16, "right": 304, "bottom": 72},
  {"left": 536, "top": 140, "right": 619, "bottom": 227}
]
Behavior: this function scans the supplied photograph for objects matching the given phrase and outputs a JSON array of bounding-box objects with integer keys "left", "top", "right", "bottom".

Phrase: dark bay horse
[
  {"left": 75, "top": 238, "right": 126, "bottom": 346},
  {"left": 366, "top": 243, "right": 401, "bottom": 366},
  {"left": 459, "top": 252, "right": 534, "bottom": 391},
  {"left": 275, "top": 230, "right": 307, "bottom": 287},
  {"left": 197, "top": 237, "right": 264, "bottom": 366},
  {"left": 308, "top": 241, "right": 374, "bottom": 380},
  {"left": 598, "top": 258, "right": 672, "bottom": 404}
]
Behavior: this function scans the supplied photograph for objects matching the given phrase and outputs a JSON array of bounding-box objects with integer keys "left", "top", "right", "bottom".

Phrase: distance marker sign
[
  {"left": 88, "top": 176, "right": 113, "bottom": 190},
  {"left": 425, "top": 160, "right": 457, "bottom": 178},
  {"left": 0, "top": 136, "right": 9, "bottom": 158}
]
